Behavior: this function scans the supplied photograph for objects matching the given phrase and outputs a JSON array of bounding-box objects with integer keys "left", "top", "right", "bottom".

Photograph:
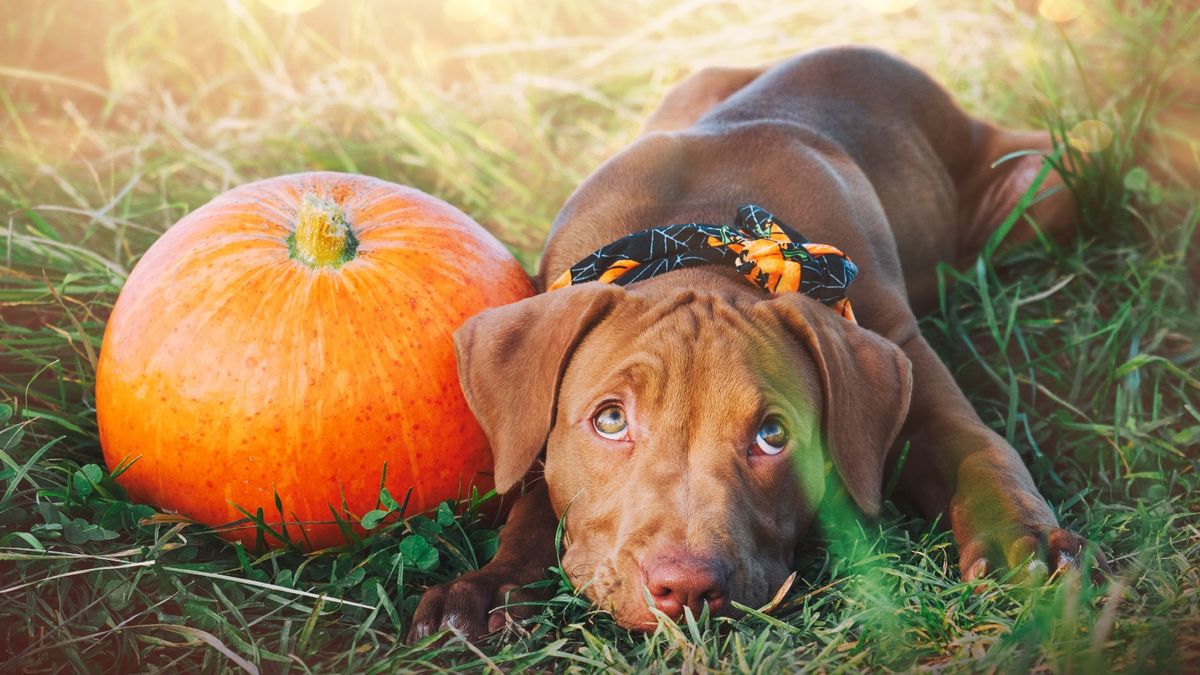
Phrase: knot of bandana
[{"left": 548, "top": 204, "right": 858, "bottom": 322}]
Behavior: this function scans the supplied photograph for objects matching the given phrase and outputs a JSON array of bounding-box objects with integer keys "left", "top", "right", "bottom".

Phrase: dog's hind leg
[{"left": 955, "top": 126, "right": 1079, "bottom": 262}]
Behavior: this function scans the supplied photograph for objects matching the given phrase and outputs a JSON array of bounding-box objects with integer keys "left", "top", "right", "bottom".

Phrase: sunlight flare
[
  {"left": 260, "top": 0, "right": 323, "bottom": 15},
  {"left": 1068, "top": 119, "right": 1113, "bottom": 153},
  {"left": 1038, "top": 0, "right": 1085, "bottom": 23},
  {"left": 856, "top": 0, "right": 918, "bottom": 13},
  {"left": 444, "top": 0, "right": 491, "bottom": 23}
]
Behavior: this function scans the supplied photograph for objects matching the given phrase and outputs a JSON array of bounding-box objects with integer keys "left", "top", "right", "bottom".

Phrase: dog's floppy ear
[
  {"left": 454, "top": 283, "right": 624, "bottom": 494},
  {"left": 760, "top": 294, "right": 912, "bottom": 517}
]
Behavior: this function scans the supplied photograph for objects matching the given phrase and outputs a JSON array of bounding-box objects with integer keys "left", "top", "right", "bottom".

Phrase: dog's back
[{"left": 544, "top": 46, "right": 1070, "bottom": 313}]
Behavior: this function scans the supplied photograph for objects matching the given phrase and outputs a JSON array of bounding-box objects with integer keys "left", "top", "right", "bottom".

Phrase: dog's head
[{"left": 454, "top": 277, "right": 911, "bottom": 628}]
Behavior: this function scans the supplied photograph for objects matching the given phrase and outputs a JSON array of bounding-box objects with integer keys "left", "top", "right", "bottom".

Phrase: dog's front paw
[
  {"left": 406, "top": 567, "right": 536, "bottom": 643},
  {"left": 955, "top": 520, "right": 1108, "bottom": 585}
]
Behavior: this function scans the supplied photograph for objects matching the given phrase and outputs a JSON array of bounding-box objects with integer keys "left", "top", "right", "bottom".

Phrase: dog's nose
[{"left": 644, "top": 555, "right": 730, "bottom": 619}]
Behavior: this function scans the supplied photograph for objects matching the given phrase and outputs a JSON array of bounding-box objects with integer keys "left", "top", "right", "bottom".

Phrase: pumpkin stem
[{"left": 289, "top": 194, "right": 358, "bottom": 268}]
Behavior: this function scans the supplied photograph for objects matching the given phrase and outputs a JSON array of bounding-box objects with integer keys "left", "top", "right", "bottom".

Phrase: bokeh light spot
[
  {"left": 1068, "top": 120, "right": 1113, "bottom": 153},
  {"left": 479, "top": 119, "right": 520, "bottom": 150},
  {"left": 445, "top": 0, "right": 491, "bottom": 23},
  {"left": 856, "top": 0, "right": 918, "bottom": 13},
  {"left": 1038, "top": 0, "right": 1084, "bottom": 23},
  {"left": 1004, "top": 42, "right": 1041, "bottom": 70},
  {"left": 260, "top": 0, "right": 323, "bottom": 15}
]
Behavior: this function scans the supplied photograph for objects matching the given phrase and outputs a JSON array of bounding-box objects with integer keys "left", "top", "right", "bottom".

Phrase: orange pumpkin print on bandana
[{"left": 550, "top": 204, "right": 857, "bottom": 322}]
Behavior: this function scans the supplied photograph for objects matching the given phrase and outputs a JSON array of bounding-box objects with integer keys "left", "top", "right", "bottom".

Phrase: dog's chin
[
  {"left": 607, "top": 595, "right": 746, "bottom": 632},
  {"left": 612, "top": 608, "right": 661, "bottom": 632}
]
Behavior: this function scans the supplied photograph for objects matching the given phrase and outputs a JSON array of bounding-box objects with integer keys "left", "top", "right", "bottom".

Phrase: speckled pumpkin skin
[{"left": 96, "top": 172, "right": 534, "bottom": 549}]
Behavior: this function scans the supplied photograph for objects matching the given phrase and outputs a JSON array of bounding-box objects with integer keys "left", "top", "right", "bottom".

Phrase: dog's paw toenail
[
  {"left": 408, "top": 622, "right": 433, "bottom": 641},
  {"left": 1026, "top": 559, "right": 1049, "bottom": 579},
  {"left": 444, "top": 612, "right": 466, "bottom": 634},
  {"left": 966, "top": 558, "right": 989, "bottom": 581}
]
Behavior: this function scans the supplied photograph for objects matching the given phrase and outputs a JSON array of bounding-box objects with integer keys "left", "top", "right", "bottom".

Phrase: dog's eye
[
  {"left": 753, "top": 417, "right": 788, "bottom": 456},
  {"left": 593, "top": 404, "right": 628, "bottom": 440}
]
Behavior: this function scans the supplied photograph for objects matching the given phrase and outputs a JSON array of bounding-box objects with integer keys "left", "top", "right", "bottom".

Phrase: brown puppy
[{"left": 408, "top": 46, "right": 1097, "bottom": 640}]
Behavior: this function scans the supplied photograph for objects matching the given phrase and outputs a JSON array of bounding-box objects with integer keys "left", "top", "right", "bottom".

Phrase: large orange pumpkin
[{"left": 96, "top": 172, "right": 534, "bottom": 549}]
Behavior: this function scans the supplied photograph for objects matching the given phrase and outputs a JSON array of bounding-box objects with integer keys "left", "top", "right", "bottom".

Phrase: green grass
[{"left": 1, "top": 0, "right": 1198, "bottom": 671}]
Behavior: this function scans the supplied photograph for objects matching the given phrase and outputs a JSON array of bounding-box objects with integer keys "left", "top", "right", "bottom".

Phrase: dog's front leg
[
  {"left": 891, "top": 335, "right": 1107, "bottom": 581},
  {"left": 406, "top": 481, "right": 558, "bottom": 642}
]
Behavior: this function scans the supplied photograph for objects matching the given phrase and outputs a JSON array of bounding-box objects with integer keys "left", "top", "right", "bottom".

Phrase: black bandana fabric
[{"left": 548, "top": 204, "right": 858, "bottom": 321}]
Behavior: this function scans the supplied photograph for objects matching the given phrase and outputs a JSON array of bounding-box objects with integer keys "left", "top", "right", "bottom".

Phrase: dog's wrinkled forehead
[
  {"left": 570, "top": 287, "right": 744, "bottom": 367},
  {"left": 584, "top": 286, "right": 750, "bottom": 348},
  {"left": 557, "top": 285, "right": 822, "bottom": 423}
]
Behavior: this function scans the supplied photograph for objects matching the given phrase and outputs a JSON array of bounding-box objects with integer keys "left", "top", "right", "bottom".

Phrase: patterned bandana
[{"left": 548, "top": 204, "right": 858, "bottom": 322}]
